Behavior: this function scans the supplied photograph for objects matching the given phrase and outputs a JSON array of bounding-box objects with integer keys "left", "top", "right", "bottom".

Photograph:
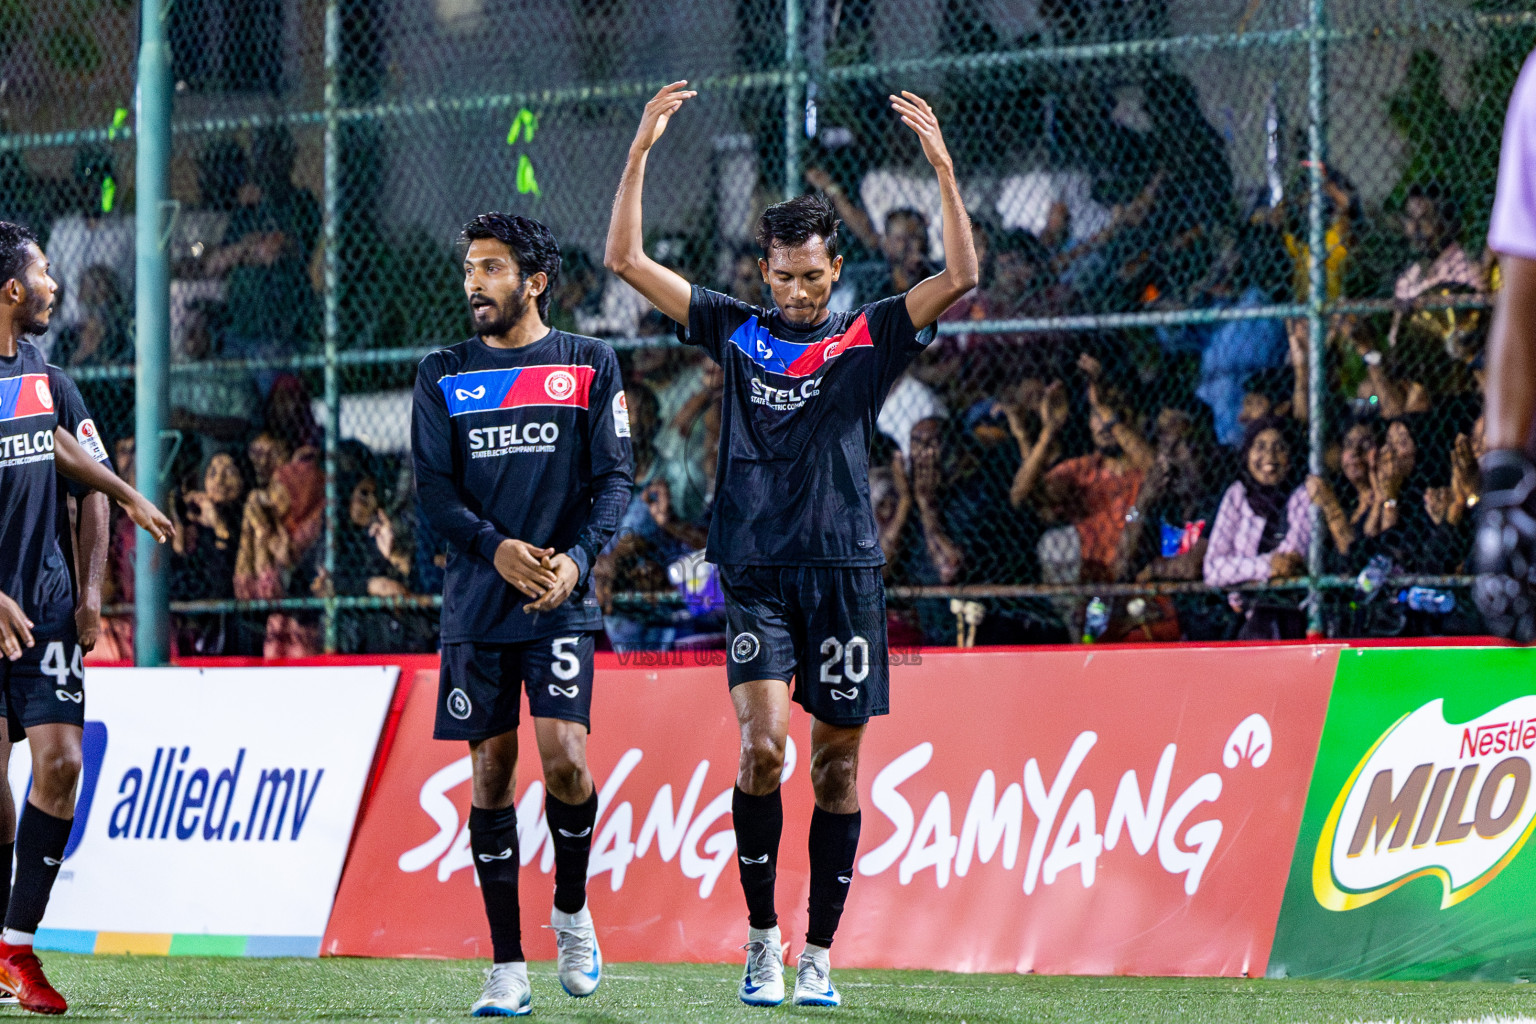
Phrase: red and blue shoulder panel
[
  {"left": 437, "top": 364, "right": 596, "bottom": 418},
  {"left": 724, "top": 312, "right": 872, "bottom": 379}
]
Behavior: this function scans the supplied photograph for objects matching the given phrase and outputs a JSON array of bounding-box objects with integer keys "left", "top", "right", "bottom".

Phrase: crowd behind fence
[{"left": 2, "top": 0, "right": 1532, "bottom": 656}]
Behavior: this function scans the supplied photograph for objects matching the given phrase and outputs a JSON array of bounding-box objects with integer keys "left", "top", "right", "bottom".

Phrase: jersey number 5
[{"left": 551, "top": 637, "right": 582, "bottom": 681}]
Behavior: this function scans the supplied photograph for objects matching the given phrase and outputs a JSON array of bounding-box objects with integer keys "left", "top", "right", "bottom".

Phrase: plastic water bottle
[
  {"left": 1082, "top": 597, "right": 1109, "bottom": 644},
  {"left": 1356, "top": 555, "right": 1393, "bottom": 600},
  {"left": 1401, "top": 586, "right": 1456, "bottom": 615}
]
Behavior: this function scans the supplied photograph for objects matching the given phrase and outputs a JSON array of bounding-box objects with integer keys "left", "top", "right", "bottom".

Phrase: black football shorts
[
  {"left": 435, "top": 632, "right": 596, "bottom": 742},
  {"left": 717, "top": 564, "right": 889, "bottom": 727},
  {"left": 0, "top": 626, "right": 85, "bottom": 740}
]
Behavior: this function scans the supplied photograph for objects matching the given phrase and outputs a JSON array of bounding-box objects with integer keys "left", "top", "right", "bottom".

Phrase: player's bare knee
[
  {"left": 810, "top": 747, "right": 859, "bottom": 808},
  {"left": 541, "top": 755, "right": 591, "bottom": 804},
  {"left": 34, "top": 747, "right": 81, "bottom": 797},
  {"left": 738, "top": 734, "right": 785, "bottom": 792}
]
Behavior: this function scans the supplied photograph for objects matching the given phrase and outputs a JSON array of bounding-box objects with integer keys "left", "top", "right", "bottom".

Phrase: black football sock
[
  {"left": 6, "top": 805, "right": 71, "bottom": 937},
  {"left": 805, "top": 806, "right": 861, "bottom": 949},
  {"left": 732, "top": 786, "right": 782, "bottom": 931},
  {"left": 545, "top": 789, "right": 598, "bottom": 915},
  {"left": 469, "top": 804, "right": 524, "bottom": 963},
  {"left": 0, "top": 841, "right": 15, "bottom": 928}
]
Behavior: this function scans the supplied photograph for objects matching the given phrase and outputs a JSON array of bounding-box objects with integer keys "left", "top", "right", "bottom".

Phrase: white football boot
[
  {"left": 738, "top": 925, "right": 785, "bottom": 1006},
  {"left": 471, "top": 962, "right": 531, "bottom": 1017},
  {"left": 549, "top": 904, "right": 602, "bottom": 997},
  {"left": 793, "top": 946, "right": 842, "bottom": 1007}
]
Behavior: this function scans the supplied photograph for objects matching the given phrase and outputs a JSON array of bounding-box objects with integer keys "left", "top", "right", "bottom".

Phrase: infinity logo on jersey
[{"left": 455, "top": 386, "right": 487, "bottom": 402}]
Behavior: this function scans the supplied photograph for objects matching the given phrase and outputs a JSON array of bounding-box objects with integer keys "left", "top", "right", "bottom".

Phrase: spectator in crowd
[
  {"left": 548, "top": 246, "right": 603, "bottom": 334},
  {"left": 52, "top": 264, "right": 130, "bottom": 367},
  {"left": 1112, "top": 407, "right": 1225, "bottom": 640},
  {"left": 595, "top": 384, "right": 716, "bottom": 651},
  {"left": 247, "top": 429, "right": 292, "bottom": 491},
  {"left": 1035, "top": 356, "right": 1153, "bottom": 583},
  {"left": 168, "top": 451, "right": 251, "bottom": 653},
  {"left": 205, "top": 128, "right": 321, "bottom": 370},
  {"left": 1309, "top": 419, "right": 1379, "bottom": 560},
  {"left": 1203, "top": 417, "right": 1312, "bottom": 638},
  {"left": 95, "top": 435, "right": 139, "bottom": 662},
  {"left": 44, "top": 148, "right": 133, "bottom": 361},
  {"left": 1387, "top": 183, "right": 1487, "bottom": 362},
  {"left": 1160, "top": 227, "right": 1289, "bottom": 446},
  {"left": 666, "top": 358, "right": 722, "bottom": 515},
  {"left": 724, "top": 245, "right": 768, "bottom": 306},
  {"left": 169, "top": 300, "right": 264, "bottom": 464},
  {"left": 805, "top": 166, "right": 935, "bottom": 299},
  {"left": 263, "top": 373, "right": 322, "bottom": 452},
  {"left": 314, "top": 466, "right": 427, "bottom": 653},
  {"left": 234, "top": 445, "right": 323, "bottom": 657}
]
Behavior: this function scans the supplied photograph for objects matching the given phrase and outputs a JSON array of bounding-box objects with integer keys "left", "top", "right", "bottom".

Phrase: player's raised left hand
[
  {"left": 524, "top": 553, "right": 579, "bottom": 614},
  {"left": 889, "top": 91, "right": 952, "bottom": 172},
  {"left": 631, "top": 81, "right": 697, "bottom": 155},
  {"left": 122, "top": 493, "right": 174, "bottom": 544}
]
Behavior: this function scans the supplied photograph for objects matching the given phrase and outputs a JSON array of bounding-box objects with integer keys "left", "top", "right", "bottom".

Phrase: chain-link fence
[{"left": 5, "top": 0, "right": 1531, "bottom": 656}]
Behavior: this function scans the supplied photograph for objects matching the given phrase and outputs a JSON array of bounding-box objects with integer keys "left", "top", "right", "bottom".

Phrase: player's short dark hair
[
  {"left": 756, "top": 193, "right": 840, "bottom": 260},
  {"left": 459, "top": 212, "right": 562, "bottom": 321},
  {"left": 0, "top": 221, "right": 39, "bottom": 290}
]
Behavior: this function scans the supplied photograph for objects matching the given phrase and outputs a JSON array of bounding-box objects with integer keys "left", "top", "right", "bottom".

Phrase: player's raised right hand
[
  {"left": 1473, "top": 449, "right": 1536, "bottom": 642},
  {"left": 494, "top": 538, "right": 560, "bottom": 601},
  {"left": 0, "top": 591, "right": 33, "bottom": 662},
  {"left": 631, "top": 81, "right": 697, "bottom": 154}
]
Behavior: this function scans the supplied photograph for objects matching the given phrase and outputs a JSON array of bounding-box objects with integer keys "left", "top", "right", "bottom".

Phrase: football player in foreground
[
  {"left": 0, "top": 221, "right": 173, "bottom": 1014},
  {"left": 605, "top": 83, "right": 976, "bottom": 1006},
  {"left": 412, "top": 213, "right": 632, "bottom": 1016}
]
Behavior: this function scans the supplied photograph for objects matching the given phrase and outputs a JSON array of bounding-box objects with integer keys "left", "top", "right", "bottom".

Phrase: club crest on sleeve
[{"left": 613, "top": 390, "right": 631, "bottom": 438}]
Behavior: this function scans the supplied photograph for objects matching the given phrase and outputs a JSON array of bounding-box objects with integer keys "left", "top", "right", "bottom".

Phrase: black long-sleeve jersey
[
  {"left": 412, "top": 330, "right": 633, "bottom": 645},
  {"left": 49, "top": 365, "right": 112, "bottom": 606},
  {"left": 676, "top": 286, "right": 933, "bottom": 567},
  {"left": 0, "top": 342, "right": 71, "bottom": 633}
]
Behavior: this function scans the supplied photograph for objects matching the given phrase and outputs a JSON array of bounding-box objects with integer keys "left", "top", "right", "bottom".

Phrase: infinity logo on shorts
[
  {"left": 731, "top": 632, "right": 760, "bottom": 664},
  {"left": 547, "top": 683, "right": 579, "bottom": 699},
  {"left": 830, "top": 687, "right": 859, "bottom": 701},
  {"left": 55, "top": 689, "right": 82, "bottom": 703},
  {"left": 446, "top": 688, "right": 473, "bottom": 721}
]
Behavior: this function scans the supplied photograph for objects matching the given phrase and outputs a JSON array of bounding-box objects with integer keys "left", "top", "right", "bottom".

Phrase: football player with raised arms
[
  {"left": 605, "top": 84, "right": 976, "bottom": 1006},
  {"left": 0, "top": 220, "right": 173, "bottom": 1015},
  {"left": 1475, "top": 48, "right": 1536, "bottom": 638},
  {"left": 411, "top": 213, "right": 632, "bottom": 1017}
]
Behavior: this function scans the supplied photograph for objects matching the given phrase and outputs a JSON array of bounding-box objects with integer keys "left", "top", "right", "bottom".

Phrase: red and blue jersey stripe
[
  {"left": 0, "top": 372, "right": 54, "bottom": 424},
  {"left": 437, "top": 364, "right": 596, "bottom": 418},
  {"left": 725, "top": 312, "right": 873, "bottom": 379}
]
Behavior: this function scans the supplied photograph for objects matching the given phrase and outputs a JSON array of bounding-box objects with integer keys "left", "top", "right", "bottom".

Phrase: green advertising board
[{"left": 1268, "top": 646, "right": 1536, "bottom": 980}]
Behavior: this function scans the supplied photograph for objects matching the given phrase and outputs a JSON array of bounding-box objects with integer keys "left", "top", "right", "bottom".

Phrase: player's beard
[
  {"left": 17, "top": 287, "right": 49, "bottom": 336},
  {"left": 470, "top": 279, "right": 532, "bottom": 338}
]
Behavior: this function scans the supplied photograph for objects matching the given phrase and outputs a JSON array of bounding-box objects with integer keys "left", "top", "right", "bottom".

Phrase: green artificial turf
[{"left": 19, "top": 955, "right": 1536, "bottom": 1023}]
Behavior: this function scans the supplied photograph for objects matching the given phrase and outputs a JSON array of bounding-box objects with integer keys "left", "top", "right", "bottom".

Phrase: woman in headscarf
[{"left": 1203, "top": 417, "right": 1313, "bottom": 638}]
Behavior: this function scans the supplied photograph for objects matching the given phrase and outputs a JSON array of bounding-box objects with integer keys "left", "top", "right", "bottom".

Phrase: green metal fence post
[
  {"left": 321, "top": 0, "right": 341, "bottom": 653},
  {"left": 1305, "top": 0, "right": 1329, "bottom": 636},
  {"left": 783, "top": 0, "right": 803, "bottom": 199},
  {"left": 133, "top": 0, "right": 173, "bottom": 666}
]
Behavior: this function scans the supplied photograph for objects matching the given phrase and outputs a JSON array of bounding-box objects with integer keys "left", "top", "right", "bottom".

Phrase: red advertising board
[{"left": 323, "top": 646, "right": 1338, "bottom": 974}]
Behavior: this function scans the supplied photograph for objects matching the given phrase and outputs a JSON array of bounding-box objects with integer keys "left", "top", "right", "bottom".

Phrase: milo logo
[{"left": 1313, "top": 697, "right": 1536, "bottom": 912}]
